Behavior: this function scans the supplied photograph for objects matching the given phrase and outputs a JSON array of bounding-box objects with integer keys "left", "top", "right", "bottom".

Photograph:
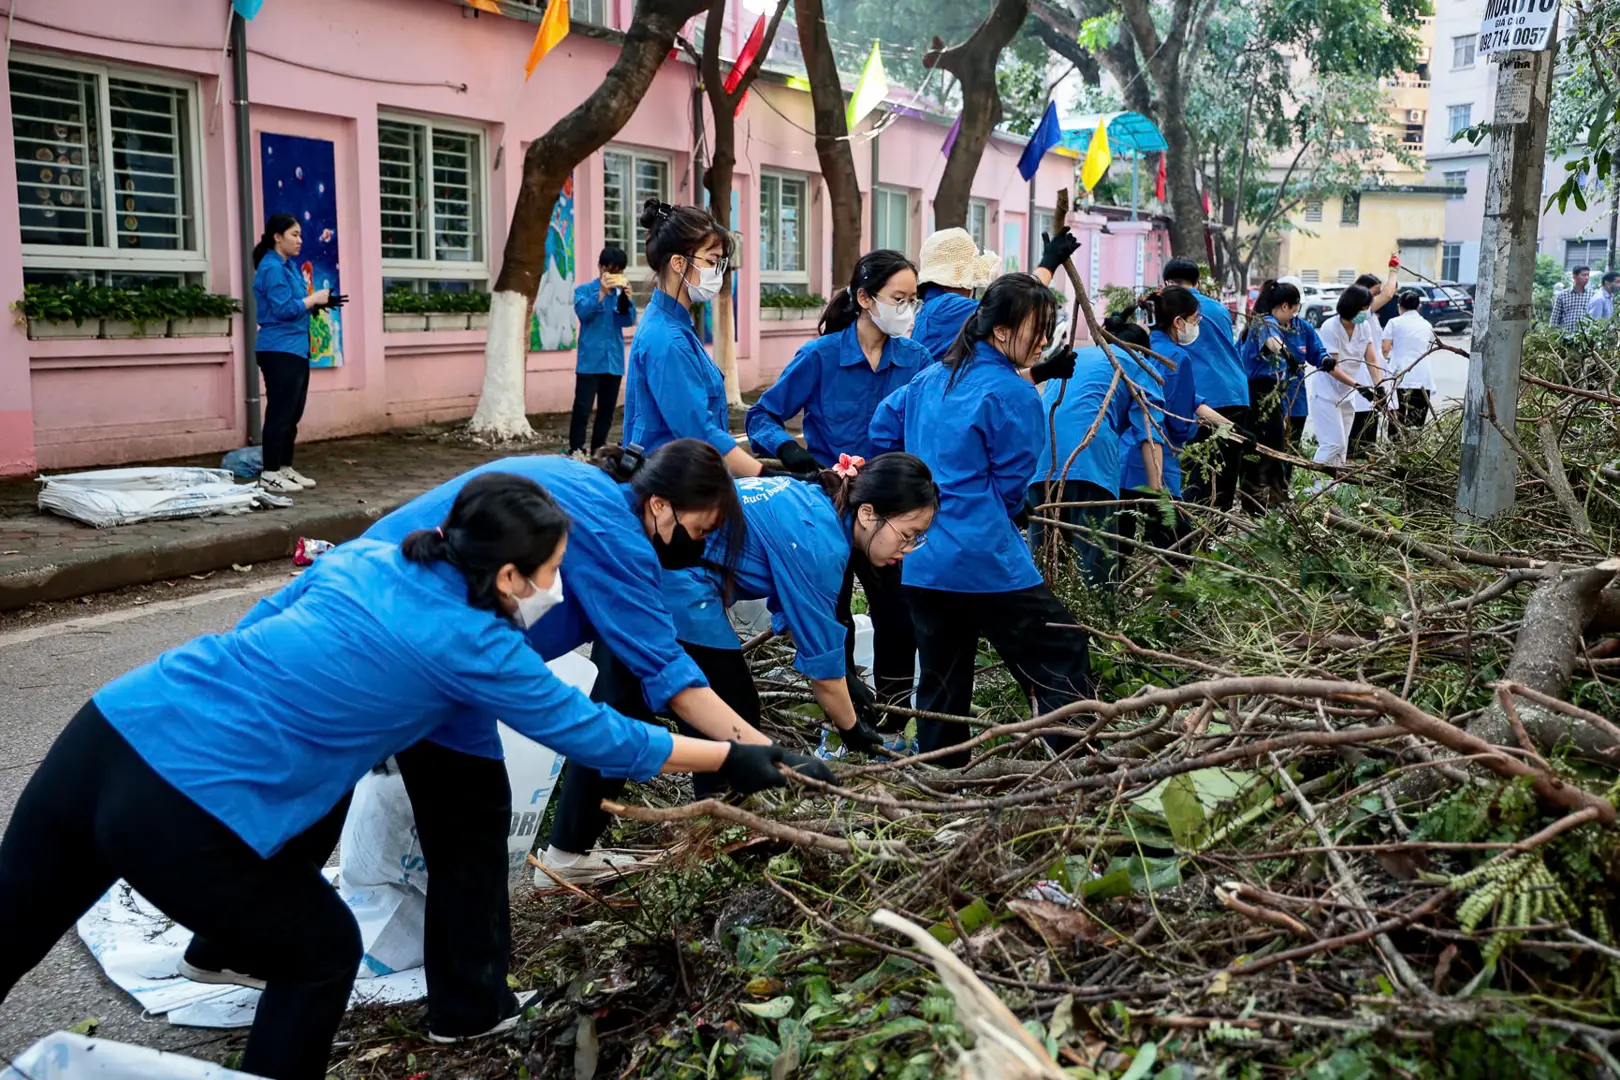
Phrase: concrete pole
[{"left": 1455, "top": 34, "right": 1559, "bottom": 524}]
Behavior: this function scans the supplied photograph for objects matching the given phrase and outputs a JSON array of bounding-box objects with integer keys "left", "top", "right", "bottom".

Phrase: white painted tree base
[{"left": 468, "top": 290, "right": 537, "bottom": 441}]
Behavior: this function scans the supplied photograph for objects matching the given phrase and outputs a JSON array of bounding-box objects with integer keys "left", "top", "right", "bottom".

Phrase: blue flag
[
  {"left": 1017, "top": 102, "right": 1061, "bottom": 182},
  {"left": 232, "top": 0, "right": 265, "bottom": 19}
]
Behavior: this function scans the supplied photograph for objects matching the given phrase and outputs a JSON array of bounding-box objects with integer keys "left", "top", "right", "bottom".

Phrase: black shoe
[{"left": 427, "top": 990, "right": 539, "bottom": 1044}]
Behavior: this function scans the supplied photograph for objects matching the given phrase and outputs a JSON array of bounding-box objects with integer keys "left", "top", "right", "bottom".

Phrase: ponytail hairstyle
[
  {"left": 814, "top": 451, "right": 938, "bottom": 520},
  {"left": 1102, "top": 313, "right": 1150, "bottom": 353},
  {"left": 1336, "top": 283, "right": 1374, "bottom": 321},
  {"left": 940, "top": 272, "right": 1058, "bottom": 385},
  {"left": 592, "top": 438, "right": 746, "bottom": 596},
  {"left": 400, "top": 472, "right": 569, "bottom": 616},
  {"left": 1243, "top": 278, "right": 1300, "bottom": 340},
  {"left": 251, "top": 213, "right": 300, "bottom": 269},
  {"left": 1134, "top": 286, "right": 1199, "bottom": 334},
  {"left": 638, "top": 197, "right": 734, "bottom": 282},
  {"left": 819, "top": 249, "right": 918, "bottom": 336}
]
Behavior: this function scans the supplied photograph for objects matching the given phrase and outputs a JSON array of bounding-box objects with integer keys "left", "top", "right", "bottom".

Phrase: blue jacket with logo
[
  {"left": 1120, "top": 330, "right": 1198, "bottom": 497},
  {"left": 252, "top": 252, "right": 310, "bottom": 358},
  {"left": 573, "top": 279, "right": 637, "bottom": 376},
  {"left": 1184, "top": 291, "right": 1249, "bottom": 410},
  {"left": 623, "top": 289, "right": 733, "bottom": 455},
  {"left": 1034, "top": 345, "right": 1144, "bottom": 499}
]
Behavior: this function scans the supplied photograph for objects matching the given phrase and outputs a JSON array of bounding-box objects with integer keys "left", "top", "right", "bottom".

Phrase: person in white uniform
[
  {"left": 1311, "top": 284, "right": 1388, "bottom": 467},
  {"left": 1381, "top": 290, "right": 1435, "bottom": 430}
]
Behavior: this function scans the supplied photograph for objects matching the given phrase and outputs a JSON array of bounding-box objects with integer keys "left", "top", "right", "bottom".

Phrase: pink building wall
[{"left": 0, "top": 0, "right": 1169, "bottom": 475}]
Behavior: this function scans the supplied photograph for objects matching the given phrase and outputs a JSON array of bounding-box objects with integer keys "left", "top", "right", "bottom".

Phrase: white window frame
[
  {"left": 1448, "top": 103, "right": 1472, "bottom": 138},
  {"left": 873, "top": 186, "right": 909, "bottom": 255},
  {"left": 12, "top": 53, "right": 207, "bottom": 279},
  {"left": 1451, "top": 34, "right": 1476, "bottom": 69},
  {"left": 759, "top": 168, "right": 811, "bottom": 291},
  {"left": 602, "top": 145, "right": 671, "bottom": 272},
  {"left": 1441, "top": 242, "right": 1462, "bottom": 281},
  {"left": 1565, "top": 239, "right": 1608, "bottom": 271},
  {"left": 377, "top": 112, "right": 489, "bottom": 288},
  {"left": 967, "top": 198, "right": 991, "bottom": 251},
  {"left": 1444, "top": 170, "right": 1467, "bottom": 200}
]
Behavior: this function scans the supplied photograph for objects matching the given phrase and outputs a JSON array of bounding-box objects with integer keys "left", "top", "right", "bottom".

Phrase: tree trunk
[
  {"left": 1160, "top": 107, "right": 1205, "bottom": 259},
  {"left": 1114, "top": 0, "right": 1207, "bottom": 260},
  {"left": 926, "top": 0, "right": 1030, "bottom": 231},
  {"left": 703, "top": 0, "right": 790, "bottom": 408},
  {"left": 795, "top": 0, "right": 863, "bottom": 285},
  {"left": 469, "top": 0, "right": 710, "bottom": 440}
]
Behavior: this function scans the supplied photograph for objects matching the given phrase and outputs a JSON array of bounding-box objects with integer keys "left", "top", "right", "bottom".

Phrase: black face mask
[{"left": 652, "top": 520, "right": 707, "bottom": 570}]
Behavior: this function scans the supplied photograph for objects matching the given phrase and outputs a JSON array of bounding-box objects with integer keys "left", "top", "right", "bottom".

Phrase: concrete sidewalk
[{"left": 0, "top": 422, "right": 571, "bottom": 612}]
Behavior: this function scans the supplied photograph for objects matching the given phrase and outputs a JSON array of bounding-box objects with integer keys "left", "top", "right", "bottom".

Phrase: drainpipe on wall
[{"left": 231, "top": 11, "right": 261, "bottom": 445}]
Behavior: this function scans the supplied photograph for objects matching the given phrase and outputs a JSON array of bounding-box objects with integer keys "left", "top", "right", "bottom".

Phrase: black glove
[
  {"left": 774, "top": 440, "right": 821, "bottom": 475},
  {"left": 845, "top": 673, "right": 880, "bottom": 730},
  {"left": 323, "top": 292, "right": 349, "bottom": 309},
  {"left": 1030, "top": 346, "right": 1077, "bottom": 383},
  {"left": 1354, "top": 386, "right": 1377, "bottom": 403},
  {"left": 615, "top": 290, "right": 632, "bottom": 315},
  {"left": 1318, "top": 356, "right": 1338, "bottom": 373},
  {"left": 1038, "top": 228, "right": 1080, "bottom": 275},
  {"left": 717, "top": 742, "right": 836, "bottom": 795},
  {"left": 837, "top": 718, "right": 887, "bottom": 755}
]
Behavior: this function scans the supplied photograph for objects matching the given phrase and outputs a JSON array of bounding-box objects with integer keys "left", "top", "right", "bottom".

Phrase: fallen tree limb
[
  {"left": 601, "top": 798, "right": 910, "bottom": 856},
  {"left": 1225, "top": 890, "right": 1453, "bottom": 978}
]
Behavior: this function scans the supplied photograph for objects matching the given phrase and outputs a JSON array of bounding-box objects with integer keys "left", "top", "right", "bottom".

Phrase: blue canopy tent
[{"left": 1058, "top": 111, "right": 1167, "bottom": 219}]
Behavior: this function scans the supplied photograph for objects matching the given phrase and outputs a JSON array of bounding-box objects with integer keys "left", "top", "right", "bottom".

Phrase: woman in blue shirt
[
  {"left": 746, "top": 250, "right": 932, "bottom": 708},
  {"left": 569, "top": 245, "right": 638, "bottom": 456},
  {"left": 0, "top": 474, "right": 828, "bottom": 1080},
  {"left": 911, "top": 227, "right": 1079, "bottom": 364},
  {"left": 622, "top": 198, "right": 762, "bottom": 477},
  {"left": 251, "top": 213, "right": 344, "bottom": 495},
  {"left": 1161, "top": 259, "right": 1250, "bottom": 510},
  {"left": 869, "top": 274, "right": 1093, "bottom": 768},
  {"left": 1029, "top": 320, "right": 1154, "bottom": 587}
]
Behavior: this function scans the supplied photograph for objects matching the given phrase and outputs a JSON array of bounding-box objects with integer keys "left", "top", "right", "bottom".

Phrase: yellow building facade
[{"left": 1276, "top": 187, "right": 1450, "bottom": 285}]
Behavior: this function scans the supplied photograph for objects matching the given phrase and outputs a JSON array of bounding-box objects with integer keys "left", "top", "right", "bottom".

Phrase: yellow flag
[
  {"left": 466, "top": 0, "right": 501, "bottom": 12},
  {"left": 1080, "top": 121, "right": 1112, "bottom": 192},
  {"left": 524, "top": 0, "right": 570, "bottom": 81}
]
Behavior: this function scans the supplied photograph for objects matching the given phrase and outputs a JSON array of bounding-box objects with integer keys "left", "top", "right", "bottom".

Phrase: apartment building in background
[{"left": 1425, "top": 0, "right": 1611, "bottom": 283}]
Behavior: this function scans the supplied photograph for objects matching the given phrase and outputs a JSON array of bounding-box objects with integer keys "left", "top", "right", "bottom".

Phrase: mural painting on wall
[
  {"left": 530, "top": 173, "right": 577, "bottom": 351},
  {"left": 260, "top": 133, "right": 343, "bottom": 367}
]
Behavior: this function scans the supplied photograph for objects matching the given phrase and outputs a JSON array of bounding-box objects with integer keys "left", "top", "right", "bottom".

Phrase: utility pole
[{"left": 1456, "top": 26, "right": 1559, "bottom": 524}]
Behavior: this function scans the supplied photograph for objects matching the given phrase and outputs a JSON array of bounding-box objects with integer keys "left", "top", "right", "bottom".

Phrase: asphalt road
[{"left": 0, "top": 576, "right": 286, "bottom": 1063}]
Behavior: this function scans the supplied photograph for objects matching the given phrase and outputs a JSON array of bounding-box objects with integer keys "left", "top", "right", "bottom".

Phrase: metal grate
[
  {"left": 761, "top": 172, "right": 806, "bottom": 275},
  {"left": 379, "top": 119, "right": 484, "bottom": 268},
  {"left": 379, "top": 120, "right": 424, "bottom": 260},
  {"left": 603, "top": 149, "right": 668, "bottom": 265},
  {"left": 11, "top": 63, "right": 104, "bottom": 248},
  {"left": 109, "top": 78, "right": 191, "bottom": 251}
]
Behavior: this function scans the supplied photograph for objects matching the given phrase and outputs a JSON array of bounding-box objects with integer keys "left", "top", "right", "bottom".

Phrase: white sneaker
[
  {"left": 427, "top": 989, "right": 539, "bottom": 1044},
  {"left": 258, "top": 469, "right": 300, "bottom": 494},
  {"left": 280, "top": 466, "right": 316, "bottom": 488},
  {"left": 534, "top": 848, "right": 645, "bottom": 886}
]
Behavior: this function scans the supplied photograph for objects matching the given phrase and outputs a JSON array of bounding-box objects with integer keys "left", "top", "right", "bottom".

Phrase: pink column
[
  {"left": 1065, "top": 212, "right": 1106, "bottom": 344},
  {"left": 0, "top": 73, "right": 36, "bottom": 477},
  {"left": 1107, "top": 220, "right": 1156, "bottom": 291}
]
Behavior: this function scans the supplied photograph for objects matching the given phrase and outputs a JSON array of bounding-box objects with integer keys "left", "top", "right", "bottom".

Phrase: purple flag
[{"left": 941, "top": 115, "right": 962, "bottom": 158}]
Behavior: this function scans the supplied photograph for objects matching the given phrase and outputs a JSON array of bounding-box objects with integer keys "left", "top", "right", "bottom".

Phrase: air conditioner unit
[{"left": 1407, "top": 109, "right": 1425, "bottom": 123}]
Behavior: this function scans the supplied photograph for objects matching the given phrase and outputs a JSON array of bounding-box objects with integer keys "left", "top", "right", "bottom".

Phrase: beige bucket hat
[{"left": 917, "top": 227, "right": 1001, "bottom": 290}]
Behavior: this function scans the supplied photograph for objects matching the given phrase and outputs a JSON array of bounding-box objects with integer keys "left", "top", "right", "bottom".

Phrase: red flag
[
  {"left": 1155, "top": 152, "right": 1166, "bottom": 202},
  {"left": 725, "top": 13, "right": 767, "bottom": 117}
]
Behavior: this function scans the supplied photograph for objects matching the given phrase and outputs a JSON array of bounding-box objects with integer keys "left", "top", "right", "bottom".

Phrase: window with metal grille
[
  {"left": 1442, "top": 242, "right": 1462, "bottom": 281},
  {"left": 1338, "top": 269, "right": 1356, "bottom": 285},
  {"left": 967, "top": 199, "right": 990, "bottom": 250},
  {"left": 1448, "top": 104, "right": 1472, "bottom": 138},
  {"left": 10, "top": 58, "right": 202, "bottom": 283},
  {"left": 1340, "top": 193, "right": 1360, "bottom": 225},
  {"left": 1452, "top": 35, "right": 1476, "bottom": 69},
  {"left": 1444, "top": 171, "right": 1467, "bottom": 200},
  {"left": 378, "top": 118, "right": 486, "bottom": 291},
  {"left": 603, "top": 148, "right": 669, "bottom": 270},
  {"left": 1304, "top": 200, "right": 1323, "bottom": 223},
  {"left": 874, "top": 187, "right": 908, "bottom": 255},
  {"left": 760, "top": 171, "right": 809, "bottom": 294},
  {"left": 1301, "top": 269, "right": 1320, "bottom": 284},
  {"left": 1565, "top": 239, "right": 1608, "bottom": 271},
  {"left": 509, "top": 0, "right": 607, "bottom": 25}
]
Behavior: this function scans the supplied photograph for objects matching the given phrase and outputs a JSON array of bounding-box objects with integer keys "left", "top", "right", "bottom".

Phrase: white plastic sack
[
  {"left": 342, "top": 879, "right": 428, "bottom": 977},
  {"left": 1, "top": 1031, "right": 265, "bottom": 1080},
  {"left": 337, "top": 651, "right": 594, "bottom": 892},
  {"left": 728, "top": 599, "right": 773, "bottom": 638},
  {"left": 850, "top": 613, "right": 921, "bottom": 707},
  {"left": 38, "top": 467, "right": 259, "bottom": 528}
]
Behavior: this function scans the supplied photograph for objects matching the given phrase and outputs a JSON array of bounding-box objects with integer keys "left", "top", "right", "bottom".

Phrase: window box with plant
[
  {"left": 383, "top": 288, "right": 492, "bottom": 332},
  {"left": 382, "top": 289, "right": 429, "bottom": 332},
  {"left": 15, "top": 283, "right": 238, "bottom": 340},
  {"left": 167, "top": 286, "right": 240, "bottom": 337},
  {"left": 760, "top": 291, "right": 826, "bottom": 323}
]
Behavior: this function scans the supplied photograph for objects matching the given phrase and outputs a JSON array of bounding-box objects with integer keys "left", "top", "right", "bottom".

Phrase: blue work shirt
[
  {"left": 362, "top": 456, "right": 709, "bottom": 758},
  {"left": 93, "top": 540, "right": 671, "bottom": 859},
  {"left": 1184, "top": 292, "right": 1249, "bottom": 410},
  {"left": 870, "top": 340, "right": 1043, "bottom": 594},
  {"left": 1033, "top": 345, "right": 1141, "bottom": 499},
  {"left": 912, "top": 289, "right": 979, "bottom": 363},
  {"left": 1240, "top": 315, "right": 1329, "bottom": 419},
  {"left": 661, "top": 476, "right": 850, "bottom": 679},
  {"left": 745, "top": 325, "right": 930, "bottom": 465},
  {"left": 573, "top": 279, "right": 637, "bottom": 376},
  {"left": 622, "top": 289, "right": 733, "bottom": 456},
  {"left": 1120, "top": 331, "right": 1198, "bottom": 497},
  {"left": 252, "top": 252, "right": 309, "bottom": 358}
]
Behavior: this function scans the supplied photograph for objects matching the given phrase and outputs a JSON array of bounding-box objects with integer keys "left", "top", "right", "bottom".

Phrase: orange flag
[
  {"left": 466, "top": 0, "right": 501, "bottom": 11},
  {"left": 524, "top": 0, "right": 570, "bottom": 80}
]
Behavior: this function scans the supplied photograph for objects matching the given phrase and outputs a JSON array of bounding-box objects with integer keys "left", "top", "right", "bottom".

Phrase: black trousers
[
  {"left": 1242, "top": 378, "right": 1289, "bottom": 501},
  {"left": 548, "top": 640, "right": 759, "bottom": 854},
  {"left": 838, "top": 548, "right": 917, "bottom": 716},
  {"left": 1348, "top": 408, "right": 1377, "bottom": 459},
  {"left": 1182, "top": 404, "right": 1250, "bottom": 510},
  {"left": 1398, "top": 388, "right": 1431, "bottom": 430},
  {"left": 907, "top": 584, "right": 1092, "bottom": 769},
  {"left": 568, "top": 372, "right": 622, "bottom": 454},
  {"left": 0, "top": 703, "right": 360, "bottom": 1080},
  {"left": 259, "top": 350, "right": 311, "bottom": 472},
  {"left": 1026, "top": 478, "right": 1118, "bottom": 588}
]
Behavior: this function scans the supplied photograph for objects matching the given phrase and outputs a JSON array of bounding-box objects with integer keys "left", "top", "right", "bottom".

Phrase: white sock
[{"left": 543, "top": 845, "right": 583, "bottom": 867}]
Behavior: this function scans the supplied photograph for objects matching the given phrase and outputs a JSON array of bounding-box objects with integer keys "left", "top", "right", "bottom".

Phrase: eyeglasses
[
  {"left": 687, "top": 252, "right": 730, "bottom": 275},
  {"left": 882, "top": 519, "right": 928, "bottom": 552},
  {"left": 876, "top": 296, "right": 922, "bottom": 316}
]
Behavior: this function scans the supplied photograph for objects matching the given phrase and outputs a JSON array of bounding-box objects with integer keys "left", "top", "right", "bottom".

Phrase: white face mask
[
  {"left": 870, "top": 299, "right": 916, "bottom": 338},
  {"left": 682, "top": 257, "right": 724, "bottom": 304},
  {"left": 1176, "top": 320, "right": 1201, "bottom": 346},
  {"left": 511, "top": 571, "right": 564, "bottom": 630}
]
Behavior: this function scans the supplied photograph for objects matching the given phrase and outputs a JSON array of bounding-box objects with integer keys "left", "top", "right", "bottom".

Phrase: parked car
[
  {"left": 1302, "top": 285, "right": 1344, "bottom": 327},
  {"left": 1408, "top": 282, "right": 1474, "bottom": 334}
]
